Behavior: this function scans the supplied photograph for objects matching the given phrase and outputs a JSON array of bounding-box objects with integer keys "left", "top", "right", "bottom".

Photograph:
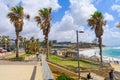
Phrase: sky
[{"left": 0, "top": 0, "right": 120, "bottom": 46}]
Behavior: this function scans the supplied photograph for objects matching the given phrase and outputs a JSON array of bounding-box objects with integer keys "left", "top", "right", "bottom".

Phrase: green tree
[
  {"left": 30, "top": 37, "right": 35, "bottom": 53},
  {"left": 7, "top": 6, "right": 30, "bottom": 58},
  {"left": 34, "top": 8, "right": 52, "bottom": 59},
  {"left": 23, "top": 37, "right": 40, "bottom": 54},
  {"left": 35, "top": 38, "right": 40, "bottom": 52},
  {"left": 19, "top": 36, "right": 24, "bottom": 49},
  {"left": 87, "top": 11, "right": 106, "bottom": 67},
  {"left": 24, "top": 39, "right": 30, "bottom": 54},
  {"left": 1, "top": 36, "right": 10, "bottom": 49}
]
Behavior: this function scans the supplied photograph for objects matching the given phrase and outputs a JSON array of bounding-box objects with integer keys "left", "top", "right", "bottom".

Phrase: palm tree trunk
[
  {"left": 16, "top": 31, "right": 19, "bottom": 58},
  {"left": 98, "top": 37, "right": 103, "bottom": 67},
  {"left": 46, "top": 34, "right": 49, "bottom": 60}
]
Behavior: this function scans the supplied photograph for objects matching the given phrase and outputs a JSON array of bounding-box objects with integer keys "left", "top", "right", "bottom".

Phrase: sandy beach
[{"left": 110, "top": 63, "right": 120, "bottom": 72}]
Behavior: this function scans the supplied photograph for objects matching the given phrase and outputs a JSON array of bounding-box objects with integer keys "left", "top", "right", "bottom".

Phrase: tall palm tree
[
  {"left": 34, "top": 8, "right": 52, "bottom": 59},
  {"left": 87, "top": 11, "right": 106, "bottom": 67},
  {"left": 7, "top": 6, "right": 30, "bottom": 58}
]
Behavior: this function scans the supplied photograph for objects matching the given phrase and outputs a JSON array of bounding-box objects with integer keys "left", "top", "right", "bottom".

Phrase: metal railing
[{"left": 41, "top": 54, "right": 55, "bottom": 80}]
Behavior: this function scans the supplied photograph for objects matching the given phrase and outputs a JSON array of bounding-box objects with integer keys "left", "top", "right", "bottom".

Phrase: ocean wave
[
  {"left": 102, "top": 47, "right": 120, "bottom": 49},
  {"left": 79, "top": 49, "right": 120, "bottom": 63},
  {"left": 110, "top": 47, "right": 120, "bottom": 49},
  {"left": 79, "top": 49, "right": 96, "bottom": 57}
]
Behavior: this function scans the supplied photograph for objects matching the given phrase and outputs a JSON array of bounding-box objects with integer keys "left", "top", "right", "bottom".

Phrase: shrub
[{"left": 56, "top": 73, "right": 75, "bottom": 80}]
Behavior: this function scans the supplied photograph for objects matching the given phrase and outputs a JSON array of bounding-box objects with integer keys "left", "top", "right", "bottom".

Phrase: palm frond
[
  {"left": 25, "top": 14, "right": 30, "bottom": 20},
  {"left": 7, "top": 12, "right": 17, "bottom": 23},
  {"left": 87, "top": 19, "right": 95, "bottom": 29},
  {"left": 11, "top": 7, "right": 17, "bottom": 13},
  {"left": 102, "top": 20, "right": 106, "bottom": 26},
  {"left": 116, "top": 23, "right": 120, "bottom": 28},
  {"left": 34, "top": 16, "right": 41, "bottom": 25}
]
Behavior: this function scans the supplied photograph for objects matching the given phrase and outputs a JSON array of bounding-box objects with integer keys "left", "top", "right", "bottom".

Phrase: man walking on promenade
[{"left": 109, "top": 69, "right": 114, "bottom": 80}]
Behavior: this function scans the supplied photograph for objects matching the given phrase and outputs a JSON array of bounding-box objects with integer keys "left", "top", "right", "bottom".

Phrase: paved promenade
[
  {"left": 0, "top": 52, "right": 43, "bottom": 80},
  {"left": 0, "top": 65, "right": 34, "bottom": 80}
]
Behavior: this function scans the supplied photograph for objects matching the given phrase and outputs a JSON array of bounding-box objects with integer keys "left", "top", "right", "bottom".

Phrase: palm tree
[
  {"left": 87, "top": 11, "right": 106, "bottom": 67},
  {"left": 7, "top": 6, "right": 30, "bottom": 58},
  {"left": 19, "top": 36, "right": 24, "bottom": 49},
  {"left": 1, "top": 36, "right": 10, "bottom": 49},
  {"left": 35, "top": 38, "right": 40, "bottom": 53},
  {"left": 24, "top": 39, "right": 30, "bottom": 54},
  {"left": 34, "top": 8, "right": 52, "bottom": 59},
  {"left": 30, "top": 37, "right": 35, "bottom": 43}
]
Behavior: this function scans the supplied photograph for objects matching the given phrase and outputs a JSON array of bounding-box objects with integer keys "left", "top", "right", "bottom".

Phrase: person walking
[
  {"left": 87, "top": 73, "right": 93, "bottom": 80},
  {"left": 109, "top": 69, "right": 114, "bottom": 80},
  {"left": 36, "top": 52, "right": 39, "bottom": 61}
]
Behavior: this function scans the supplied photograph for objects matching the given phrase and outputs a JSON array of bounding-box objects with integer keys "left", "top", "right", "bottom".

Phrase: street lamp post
[{"left": 76, "top": 30, "right": 84, "bottom": 80}]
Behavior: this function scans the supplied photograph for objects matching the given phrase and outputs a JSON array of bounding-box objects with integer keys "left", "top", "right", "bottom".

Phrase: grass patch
[
  {"left": 49, "top": 55, "right": 100, "bottom": 70},
  {"left": 20, "top": 53, "right": 35, "bottom": 57},
  {"left": 8, "top": 56, "right": 24, "bottom": 61}
]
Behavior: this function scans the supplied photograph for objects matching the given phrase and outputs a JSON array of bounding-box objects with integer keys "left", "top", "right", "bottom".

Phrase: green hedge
[{"left": 56, "top": 73, "right": 75, "bottom": 80}]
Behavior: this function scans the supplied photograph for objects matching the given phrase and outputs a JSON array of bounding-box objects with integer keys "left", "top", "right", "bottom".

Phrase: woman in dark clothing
[{"left": 87, "top": 73, "right": 93, "bottom": 80}]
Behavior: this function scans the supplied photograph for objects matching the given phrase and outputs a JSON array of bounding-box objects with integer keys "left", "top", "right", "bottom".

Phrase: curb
[{"left": 35, "top": 62, "right": 43, "bottom": 80}]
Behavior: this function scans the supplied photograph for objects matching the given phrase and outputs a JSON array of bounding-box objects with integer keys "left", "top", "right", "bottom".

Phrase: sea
[
  {"left": 102, "top": 47, "right": 120, "bottom": 59},
  {"left": 79, "top": 47, "right": 120, "bottom": 62}
]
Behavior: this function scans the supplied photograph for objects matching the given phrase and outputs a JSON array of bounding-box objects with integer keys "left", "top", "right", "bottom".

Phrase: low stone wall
[
  {"left": 24, "top": 55, "right": 35, "bottom": 61},
  {"left": 5, "top": 55, "right": 36, "bottom": 61}
]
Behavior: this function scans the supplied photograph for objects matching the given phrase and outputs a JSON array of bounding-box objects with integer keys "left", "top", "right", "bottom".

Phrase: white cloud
[
  {"left": 49, "top": 0, "right": 97, "bottom": 42},
  {"left": 1, "top": 0, "right": 120, "bottom": 46},
  {"left": 49, "top": 23, "right": 95, "bottom": 42},
  {"left": 111, "top": 4, "right": 120, "bottom": 15},
  {"left": 22, "top": 0, "right": 61, "bottom": 18},
  {"left": 2, "top": 0, "right": 21, "bottom": 7},
  {"left": 0, "top": 0, "right": 61, "bottom": 40},
  {"left": 55, "top": 12, "right": 74, "bottom": 31},
  {"left": 104, "top": 13, "right": 114, "bottom": 21},
  {"left": 103, "top": 26, "right": 120, "bottom": 46},
  {"left": 0, "top": 1, "right": 11, "bottom": 34},
  {"left": 69, "top": 0, "right": 97, "bottom": 25},
  {"left": 0, "top": 0, "right": 97, "bottom": 43}
]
